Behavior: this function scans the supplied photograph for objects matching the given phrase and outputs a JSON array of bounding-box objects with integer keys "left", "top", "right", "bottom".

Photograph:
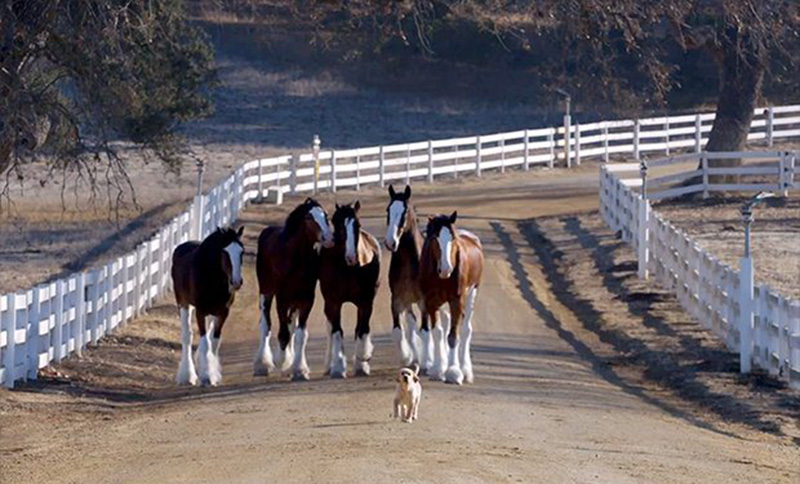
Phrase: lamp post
[
  {"left": 556, "top": 88, "right": 572, "bottom": 167},
  {"left": 738, "top": 191, "right": 774, "bottom": 373}
]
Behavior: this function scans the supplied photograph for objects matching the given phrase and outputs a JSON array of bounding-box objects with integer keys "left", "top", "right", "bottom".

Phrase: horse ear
[
  {"left": 237, "top": 226, "right": 244, "bottom": 237},
  {"left": 449, "top": 211, "right": 458, "bottom": 224},
  {"left": 305, "top": 197, "right": 313, "bottom": 205},
  {"left": 388, "top": 184, "right": 396, "bottom": 198},
  {"left": 354, "top": 200, "right": 361, "bottom": 212},
  {"left": 404, "top": 185, "right": 411, "bottom": 198},
  {"left": 335, "top": 203, "right": 340, "bottom": 210}
]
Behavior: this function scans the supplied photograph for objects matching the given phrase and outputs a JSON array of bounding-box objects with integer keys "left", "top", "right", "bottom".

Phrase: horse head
[
  {"left": 426, "top": 211, "right": 458, "bottom": 279},
  {"left": 385, "top": 184, "right": 412, "bottom": 252},
  {"left": 333, "top": 200, "right": 363, "bottom": 266}
]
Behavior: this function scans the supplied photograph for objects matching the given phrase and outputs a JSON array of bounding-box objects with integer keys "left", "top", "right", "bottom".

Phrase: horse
[
  {"left": 384, "top": 184, "right": 434, "bottom": 372},
  {"left": 171, "top": 226, "right": 245, "bottom": 386},
  {"left": 319, "top": 201, "right": 381, "bottom": 378},
  {"left": 420, "top": 212, "right": 484, "bottom": 385},
  {"left": 253, "top": 198, "right": 334, "bottom": 381}
]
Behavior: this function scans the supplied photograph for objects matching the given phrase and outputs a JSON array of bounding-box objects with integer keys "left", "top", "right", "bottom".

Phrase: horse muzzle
[
  {"left": 321, "top": 236, "right": 335, "bottom": 249},
  {"left": 345, "top": 255, "right": 358, "bottom": 266},
  {"left": 232, "top": 279, "right": 243, "bottom": 291},
  {"left": 438, "top": 269, "right": 453, "bottom": 279}
]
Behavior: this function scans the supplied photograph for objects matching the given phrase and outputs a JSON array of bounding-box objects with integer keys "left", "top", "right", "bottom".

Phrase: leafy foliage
[{"left": 0, "top": 0, "right": 216, "bottom": 204}]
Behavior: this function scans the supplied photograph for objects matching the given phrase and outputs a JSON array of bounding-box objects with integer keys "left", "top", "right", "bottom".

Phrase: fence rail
[
  {"left": 599, "top": 152, "right": 800, "bottom": 389},
  {"left": 3, "top": 104, "right": 800, "bottom": 388}
]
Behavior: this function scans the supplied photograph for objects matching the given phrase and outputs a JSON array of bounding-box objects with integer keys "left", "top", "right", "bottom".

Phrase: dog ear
[
  {"left": 411, "top": 363, "right": 419, "bottom": 376},
  {"left": 413, "top": 374, "right": 419, "bottom": 383}
]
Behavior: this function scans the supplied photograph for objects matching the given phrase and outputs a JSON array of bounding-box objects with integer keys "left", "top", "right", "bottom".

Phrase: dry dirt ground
[
  {"left": 656, "top": 197, "right": 800, "bottom": 300},
  {"left": 1, "top": 168, "right": 798, "bottom": 484}
]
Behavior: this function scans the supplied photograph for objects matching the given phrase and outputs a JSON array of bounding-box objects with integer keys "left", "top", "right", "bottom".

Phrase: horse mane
[{"left": 280, "top": 198, "right": 320, "bottom": 240}]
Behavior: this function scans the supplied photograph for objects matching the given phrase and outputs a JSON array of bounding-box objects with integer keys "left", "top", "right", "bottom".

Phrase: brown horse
[
  {"left": 253, "top": 198, "right": 333, "bottom": 380},
  {"left": 420, "top": 212, "right": 483, "bottom": 385},
  {"left": 172, "top": 226, "right": 245, "bottom": 386},
  {"left": 319, "top": 201, "right": 381, "bottom": 377},
  {"left": 384, "top": 185, "right": 434, "bottom": 371}
]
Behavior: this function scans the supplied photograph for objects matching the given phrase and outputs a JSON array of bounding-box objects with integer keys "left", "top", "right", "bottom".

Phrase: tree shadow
[{"left": 513, "top": 217, "right": 798, "bottom": 436}]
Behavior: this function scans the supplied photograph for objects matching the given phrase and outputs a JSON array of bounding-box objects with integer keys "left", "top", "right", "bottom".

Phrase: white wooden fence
[
  {"left": 3, "top": 103, "right": 800, "bottom": 388},
  {"left": 599, "top": 152, "right": 800, "bottom": 388}
]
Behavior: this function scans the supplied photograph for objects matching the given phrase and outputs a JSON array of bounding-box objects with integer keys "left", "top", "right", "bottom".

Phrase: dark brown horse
[
  {"left": 172, "top": 226, "right": 245, "bottom": 386},
  {"left": 320, "top": 201, "right": 381, "bottom": 377},
  {"left": 384, "top": 185, "right": 433, "bottom": 371},
  {"left": 420, "top": 212, "right": 483, "bottom": 385},
  {"left": 253, "top": 198, "right": 333, "bottom": 380}
]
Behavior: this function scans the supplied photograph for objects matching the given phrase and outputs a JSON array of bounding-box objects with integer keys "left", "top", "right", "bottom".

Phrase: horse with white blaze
[
  {"left": 384, "top": 184, "right": 437, "bottom": 372},
  {"left": 420, "top": 212, "right": 484, "bottom": 384},
  {"left": 320, "top": 201, "right": 381, "bottom": 377},
  {"left": 171, "top": 226, "right": 245, "bottom": 386},
  {"left": 253, "top": 198, "right": 334, "bottom": 381}
]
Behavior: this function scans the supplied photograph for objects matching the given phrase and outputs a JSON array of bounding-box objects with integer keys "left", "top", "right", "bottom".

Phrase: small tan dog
[{"left": 393, "top": 364, "right": 422, "bottom": 423}]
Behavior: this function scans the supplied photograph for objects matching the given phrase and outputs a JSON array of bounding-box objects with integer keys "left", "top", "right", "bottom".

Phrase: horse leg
[
  {"left": 444, "top": 298, "right": 464, "bottom": 385},
  {"left": 404, "top": 310, "right": 421, "bottom": 366},
  {"left": 253, "top": 293, "right": 276, "bottom": 376},
  {"left": 418, "top": 304, "right": 433, "bottom": 375},
  {"left": 275, "top": 299, "right": 294, "bottom": 373},
  {"left": 290, "top": 302, "right": 312, "bottom": 381},
  {"left": 176, "top": 305, "right": 198, "bottom": 386},
  {"left": 194, "top": 310, "right": 220, "bottom": 386},
  {"left": 460, "top": 286, "right": 478, "bottom": 383},
  {"left": 326, "top": 302, "right": 346, "bottom": 379},
  {"left": 429, "top": 308, "right": 447, "bottom": 381},
  {"left": 392, "top": 301, "right": 413, "bottom": 367},
  {"left": 354, "top": 303, "right": 374, "bottom": 376},
  {"left": 322, "top": 316, "right": 333, "bottom": 376}
]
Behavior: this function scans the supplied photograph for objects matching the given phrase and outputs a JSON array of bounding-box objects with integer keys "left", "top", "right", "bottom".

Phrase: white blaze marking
[
  {"left": 310, "top": 206, "right": 332, "bottom": 245},
  {"left": 386, "top": 200, "right": 406, "bottom": 251},
  {"left": 437, "top": 226, "right": 455, "bottom": 277},
  {"left": 345, "top": 218, "right": 357, "bottom": 264},
  {"left": 224, "top": 242, "right": 244, "bottom": 289}
]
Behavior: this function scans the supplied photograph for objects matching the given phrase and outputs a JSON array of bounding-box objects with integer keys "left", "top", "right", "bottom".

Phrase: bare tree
[
  {"left": 230, "top": 0, "right": 798, "bottom": 161},
  {"left": 0, "top": 0, "right": 216, "bottom": 209}
]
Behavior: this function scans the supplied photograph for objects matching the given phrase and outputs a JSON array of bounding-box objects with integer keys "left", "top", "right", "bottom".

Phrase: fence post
[
  {"left": 701, "top": 153, "right": 709, "bottom": 199},
  {"left": 53, "top": 280, "right": 64, "bottom": 363},
  {"left": 355, "top": 152, "right": 361, "bottom": 191},
  {"left": 633, "top": 119, "right": 641, "bottom": 161},
  {"left": 574, "top": 124, "right": 581, "bottom": 166},
  {"left": 523, "top": 130, "right": 530, "bottom": 171},
  {"left": 257, "top": 159, "right": 264, "bottom": 202},
  {"left": 76, "top": 272, "right": 86, "bottom": 356},
  {"left": 694, "top": 114, "right": 702, "bottom": 152},
  {"left": 427, "top": 140, "right": 434, "bottom": 183},
  {"left": 766, "top": 107, "right": 774, "bottom": 147},
  {"left": 564, "top": 113, "right": 572, "bottom": 168},
  {"left": 603, "top": 123, "right": 609, "bottom": 163},
  {"left": 4, "top": 294, "right": 16, "bottom": 387},
  {"left": 739, "top": 255, "right": 754, "bottom": 373},
  {"left": 664, "top": 118, "right": 670, "bottom": 155},
  {"left": 379, "top": 146, "right": 385, "bottom": 187},
  {"left": 327, "top": 150, "right": 336, "bottom": 193},
  {"left": 500, "top": 138, "right": 506, "bottom": 173},
  {"left": 405, "top": 145, "right": 411, "bottom": 185},
  {"left": 26, "top": 290, "right": 39, "bottom": 379},
  {"left": 778, "top": 152, "right": 786, "bottom": 196},
  {"left": 638, "top": 160, "right": 650, "bottom": 280},
  {"left": 548, "top": 129, "right": 555, "bottom": 169},
  {"left": 290, "top": 153, "right": 298, "bottom": 195},
  {"left": 476, "top": 136, "right": 482, "bottom": 177}
]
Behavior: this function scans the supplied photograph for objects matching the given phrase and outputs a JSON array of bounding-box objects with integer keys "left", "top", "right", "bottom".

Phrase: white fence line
[
  {"left": 3, "top": 104, "right": 800, "bottom": 388},
  {"left": 599, "top": 152, "right": 800, "bottom": 389}
]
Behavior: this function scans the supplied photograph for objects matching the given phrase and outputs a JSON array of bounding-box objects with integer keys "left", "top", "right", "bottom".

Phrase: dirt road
[{"left": 1, "top": 167, "right": 798, "bottom": 484}]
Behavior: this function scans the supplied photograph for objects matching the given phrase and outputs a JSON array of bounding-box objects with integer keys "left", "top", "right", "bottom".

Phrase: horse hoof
[
  {"left": 462, "top": 367, "right": 474, "bottom": 384},
  {"left": 355, "top": 366, "right": 370, "bottom": 377},
  {"left": 253, "top": 361, "right": 274, "bottom": 377},
  {"left": 428, "top": 371, "right": 445, "bottom": 382},
  {"left": 291, "top": 371, "right": 310, "bottom": 382},
  {"left": 330, "top": 370, "right": 347, "bottom": 379},
  {"left": 419, "top": 367, "right": 430, "bottom": 377},
  {"left": 445, "top": 366, "right": 464, "bottom": 385}
]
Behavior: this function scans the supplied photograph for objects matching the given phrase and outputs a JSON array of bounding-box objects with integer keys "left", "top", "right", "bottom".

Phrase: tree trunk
[{"left": 702, "top": 29, "right": 765, "bottom": 184}]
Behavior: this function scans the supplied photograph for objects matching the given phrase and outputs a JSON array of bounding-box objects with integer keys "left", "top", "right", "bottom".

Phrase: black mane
[
  {"left": 281, "top": 198, "right": 321, "bottom": 240},
  {"left": 426, "top": 215, "right": 452, "bottom": 239}
]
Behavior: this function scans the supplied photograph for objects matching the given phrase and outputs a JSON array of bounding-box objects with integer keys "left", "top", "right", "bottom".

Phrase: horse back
[{"left": 458, "top": 232, "right": 484, "bottom": 288}]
